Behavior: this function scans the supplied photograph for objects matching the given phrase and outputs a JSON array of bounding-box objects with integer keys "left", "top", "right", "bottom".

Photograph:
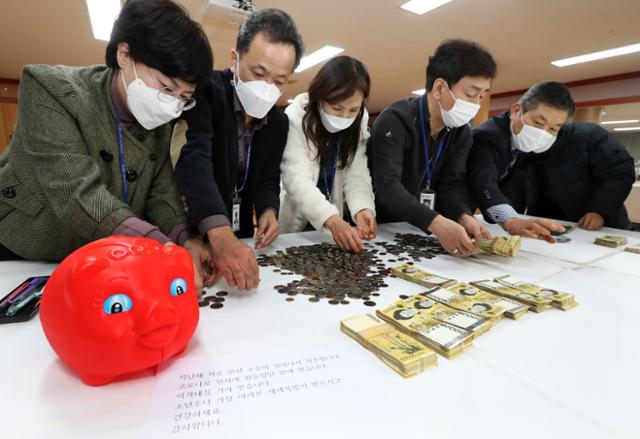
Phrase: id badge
[
  {"left": 420, "top": 188, "right": 436, "bottom": 210},
  {"left": 232, "top": 194, "right": 241, "bottom": 232}
]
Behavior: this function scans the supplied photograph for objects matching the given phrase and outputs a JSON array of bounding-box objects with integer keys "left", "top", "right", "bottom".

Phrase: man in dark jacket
[
  {"left": 173, "top": 9, "right": 303, "bottom": 290},
  {"left": 370, "top": 39, "right": 496, "bottom": 257},
  {"left": 469, "top": 82, "right": 635, "bottom": 239}
]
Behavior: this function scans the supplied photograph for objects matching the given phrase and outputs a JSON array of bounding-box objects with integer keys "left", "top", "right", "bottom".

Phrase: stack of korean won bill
[
  {"left": 594, "top": 235, "right": 627, "bottom": 248},
  {"left": 400, "top": 293, "right": 492, "bottom": 338},
  {"left": 624, "top": 243, "right": 640, "bottom": 254},
  {"left": 471, "top": 279, "right": 553, "bottom": 313},
  {"left": 474, "top": 236, "right": 521, "bottom": 257},
  {"left": 425, "top": 281, "right": 528, "bottom": 322},
  {"left": 492, "top": 275, "right": 577, "bottom": 311},
  {"left": 341, "top": 313, "right": 437, "bottom": 378},
  {"left": 376, "top": 302, "right": 473, "bottom": 359},
  {"left": 391, "top": 263, "right": 455, "bottom": 288}
]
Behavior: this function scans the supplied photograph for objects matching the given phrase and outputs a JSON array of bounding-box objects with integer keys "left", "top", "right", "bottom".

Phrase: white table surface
[{"left": 1, "top": 222, "right": 639, "bottom": 439}]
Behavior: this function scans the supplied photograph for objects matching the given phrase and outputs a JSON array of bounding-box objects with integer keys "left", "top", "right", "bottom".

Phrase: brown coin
[
  {"left": 372, "top": 293, "right": 380, "bottom": 297},
  {"left": 212, "top": 297, "right": 225, "bottom": 303},
  {"left": 363, "top": 301, "right": 376, "bottom": 307},
  {"left": 286, "top": 297, "right": 295, "bottom": 302},
  {"left": 209, "top": 303, "right": 223, "bottom": 309},
  {"left": 216, "top": 291, "right": 229, "bottom": 297}
]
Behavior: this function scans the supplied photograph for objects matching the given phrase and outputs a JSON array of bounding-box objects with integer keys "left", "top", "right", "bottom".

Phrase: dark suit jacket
[
  {"left": 368, "top": 95, "right": 474, "bottom": 232},
  {"left": 174, "top": 69, "right": 288, "bottom": 238},
  {"left": 470, "top": 112, "right": 634, "bottom": 229},
  {"left": 469, "top": 111, "right": 538, "bottom": 221}
]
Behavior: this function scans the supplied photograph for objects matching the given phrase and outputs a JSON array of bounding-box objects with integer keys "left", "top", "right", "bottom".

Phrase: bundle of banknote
[
  {"left": 391, "top": 263, "right": 455, "bottom": 288},
  {"left": 624, "top": 244, "right": 640, "bottom": 254},
  {"left": 400, "top": 293, "right": 492, "bottom": 337},
  {"left": 376, "top": 301, "right": 473, "bottom": 359},
  {"left": 594, "top": 235, "right": 628, "bottom": 248},
  {"left": 340, "top": 313, "right": 438, "bottom": 378},
  {"left": 493, "top": 275, "right": 577, "bottom": 311},
  {"left": 470, "top": 279, "right": 553, "bottom": 313},
  {"left": 474, "top": 236, "right": 521, "bottom": 257},
  {"left": 426, "top": 281, "right": 527, "bottom": 322}
]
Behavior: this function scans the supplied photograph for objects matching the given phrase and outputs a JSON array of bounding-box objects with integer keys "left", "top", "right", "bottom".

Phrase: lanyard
[
  {"left": 235, "top": 135, "right": 253, "bottom": 196},
  {"left": 115, "top": 115, "right": 129, "bottom": 204},
  {"left": 322, "top": 142, "right": 340, "bottom": 200},
  {"left": 419, "top": 96, "right": 447, "bottom": 188}
]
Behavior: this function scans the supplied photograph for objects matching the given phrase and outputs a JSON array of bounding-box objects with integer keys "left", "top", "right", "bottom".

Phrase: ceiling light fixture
[
  {"left": 400, "top": 0, "right": 453, "bottom": 15},
  {"left": 85, "top": 0, "right": 121, "bottom": 41},
  {"left": 551, "top": 42, "right": 640, "bottom": 67},
  {"left": 295, "top": 46, "right": 344, "bottom": 73}
]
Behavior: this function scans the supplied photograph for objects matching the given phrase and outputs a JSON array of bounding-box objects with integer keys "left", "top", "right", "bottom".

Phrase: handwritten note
[{"left": 142, "top": 350, "right": 402, "bottom": 438}]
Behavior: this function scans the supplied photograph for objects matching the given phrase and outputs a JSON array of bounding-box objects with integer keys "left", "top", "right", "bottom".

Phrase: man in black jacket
[
  {"left": 469, "top": 82, "right": 635, "bottom": 238},
  {"left": 370, "top": 39, "right": 496, "bottom": 257},
  {"left": 174, "top": 9, "right": 303, "bottom": 290}
]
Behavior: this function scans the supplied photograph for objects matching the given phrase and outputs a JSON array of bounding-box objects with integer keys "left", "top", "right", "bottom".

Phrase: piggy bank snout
[{"left": 136, "top": 302, "right": 181, "bottom": 349}]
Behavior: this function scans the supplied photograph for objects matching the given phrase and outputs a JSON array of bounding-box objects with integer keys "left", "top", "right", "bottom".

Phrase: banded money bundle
[
  {"left": 377, "top": 302, "right": 473, "bottom": 359},
  {"left": 594, "top": 235, "right": 627, "bottom": 248},
  {"left": 391, "top": 263, "right": 455, "bottom": 288},
  {"left": 493, "top": 275, "right": 577, "bottom": 311},
  {"left": 400, "top": 294, "right": 492, "bottom": 337},
  {"left": 474, "top": 236, "right": 521, "bottom": 257},
  {"left": 624, "top": 244, "right": 640, "bottom": 254},
  {"left": 425, "top": 282, "right": 519, "bottom": 322},
  {"left": 341, "top": 313, "right": 438, "bottom": 378},
  {"left": 471, "top": 279, "right": 553, "bottom": 313}
]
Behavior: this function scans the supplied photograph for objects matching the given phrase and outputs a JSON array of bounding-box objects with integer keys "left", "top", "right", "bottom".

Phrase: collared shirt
[
  {"left": 233, "top": 89, "right": 267, "bottom": 175},
  {"left": 487, "top": 138, "right": 522, "bottom": 225}
]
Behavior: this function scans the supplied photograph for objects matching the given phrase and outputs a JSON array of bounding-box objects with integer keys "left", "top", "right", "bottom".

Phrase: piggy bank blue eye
[
  {"left": 103, "top": 294, "right": 133, "bottom": 314},
  {"left": 170, "top": 278, "right": 187, "bottom": 297}
]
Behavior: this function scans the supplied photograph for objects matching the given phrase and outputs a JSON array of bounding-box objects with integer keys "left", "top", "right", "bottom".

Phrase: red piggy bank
[{"left": 40, "top": 236, "right": 199, "bottom": 386}]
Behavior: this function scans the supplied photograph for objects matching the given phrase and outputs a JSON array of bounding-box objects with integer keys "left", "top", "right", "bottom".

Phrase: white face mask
[
  {"left": 318, "top": 104, "right": 357, "bottom": 133},
  {"left": 438, "top": 84, "right": 481, "bottom": 128},
  {"left": 511, "top": 113, "right": 556, "bottom": 153},
  {"left": 121, "top": 63, "right": 183, "bottom": 130},
  {"left": 233, "top": 57, "right": 282, "bottom": 119}
]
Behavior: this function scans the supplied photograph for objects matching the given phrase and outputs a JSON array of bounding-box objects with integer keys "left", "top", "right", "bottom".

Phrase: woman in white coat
[{"left": 280, "top": 56, "right": 377, "bottom": 252}]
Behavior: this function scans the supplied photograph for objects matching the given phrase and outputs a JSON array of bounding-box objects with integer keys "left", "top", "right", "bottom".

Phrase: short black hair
[
  {"left": 520, "top": 82, "right": 575, "bottom": 117},
  {"left": 236, "top": 8, "right": 304, "bottom": 70},
  {"left": 106, "top": 0, "right": 213, "bottom": 86},
  {"left": 426, "top": 39, "right": 497, "bottom": 92}
]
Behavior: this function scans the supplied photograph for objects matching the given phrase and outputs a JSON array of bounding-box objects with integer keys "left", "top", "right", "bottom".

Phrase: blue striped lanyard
[
  {"left": 235, "top": 135, "right": 253, "bottom": 196},
  {"left": 419, "top": 96, "right": 447, "bottom": 189},
  {"left": 115, "top": 115, "right": 129, "bottom": 204},
  {"left": 323, "top": 142, "right": 340, "bottom": 201}
]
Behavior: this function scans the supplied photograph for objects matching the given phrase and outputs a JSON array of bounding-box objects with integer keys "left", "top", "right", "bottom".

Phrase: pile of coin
[
  {"left": 375, "top": 233, "right": 447, "bottom": 260},
  {"left": 198, "top": 291, "right": 228, "bottom": 310},
  {"left": 257, "top": 242, "right": 392, "bottom": 305}
]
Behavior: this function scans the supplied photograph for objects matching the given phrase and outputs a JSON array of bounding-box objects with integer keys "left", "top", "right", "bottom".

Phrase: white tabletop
[{"left": 1, "top": 221, "right": 638, "bottom": 439}]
